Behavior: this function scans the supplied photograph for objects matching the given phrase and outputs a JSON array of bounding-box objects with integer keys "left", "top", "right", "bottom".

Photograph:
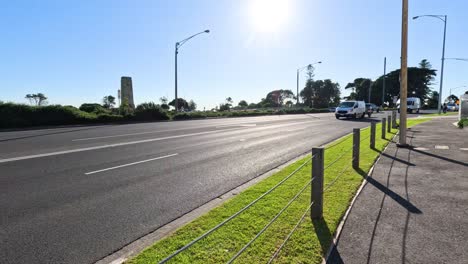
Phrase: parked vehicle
[
  {"left": 446, "top": 103, "right": 459, "bottom": 111},
  {"left": 365, "top": 103, "right": 374, "bottom": 117},
  {"left": 335, "top": 101, "right": 366, "bottom": 119},
  {"left": 366, "top": 103, "right": 380, "bottom": 113},
  {"left": 397, "top": 97, "right": 421, "bottom": 113}
]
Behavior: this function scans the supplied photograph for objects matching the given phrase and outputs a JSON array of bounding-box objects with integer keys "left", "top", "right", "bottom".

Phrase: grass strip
[{"left": 128, "top": 118, "right": 430, "bottom": 264}]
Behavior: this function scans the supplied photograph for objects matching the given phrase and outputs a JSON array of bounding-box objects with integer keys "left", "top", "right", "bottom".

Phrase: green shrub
[
  {"left": 0, "top": 102, "right": 100, "bottom": 128},
  {"left": 173, "top": 112, "right": 208, "bottom": 120},
  {"left": 133, "top": 102, "right": 169, "bottom": 121},
  {"left": 458, "top": 118, "right": 468, "bottom": 128},
  {"left": 79, "top": 103, "right": 109, "bottom": 114},
  {"left": 97, "top": 113, "right": 125, "bottom": 123}
]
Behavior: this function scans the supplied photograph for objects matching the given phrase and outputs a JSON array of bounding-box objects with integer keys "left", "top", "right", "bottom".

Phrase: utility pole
[
  {"left": 399, "top": 0, "right": 408, "bottom": 147},
  {"left": 439, "top": 15, "right": 447, "bottom": 114},
  {"left": 382, "top": 57, "right": 386, "bottom": 106},
  {"left": 368, "top": 80, "right": 371, "bottom": 103}
]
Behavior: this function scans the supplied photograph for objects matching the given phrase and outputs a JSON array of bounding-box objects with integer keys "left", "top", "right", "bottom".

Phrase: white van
[
  {"left": 335, "top": 101, "right": 366, "bottom": 119},
  {"left": 397, "top": 97, "right": 421, "bottom": 113}
]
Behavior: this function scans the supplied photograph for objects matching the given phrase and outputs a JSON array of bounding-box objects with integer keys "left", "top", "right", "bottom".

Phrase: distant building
[{"left": 121, "top": 76, "right": 134, "bottom": 108}]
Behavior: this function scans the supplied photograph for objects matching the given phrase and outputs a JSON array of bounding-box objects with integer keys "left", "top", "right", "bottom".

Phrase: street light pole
[
  {"left": 382, "top": 57, "right": 386, "bottom": 106},
  {"left": 413, "top": 14, "right": 447, "bottom": 114},
  {"left": 174, "top": 30, "right": 210, "bottom": 112},
  {"left": 296, "top": 61, "right": 321, "bottom": 105}
]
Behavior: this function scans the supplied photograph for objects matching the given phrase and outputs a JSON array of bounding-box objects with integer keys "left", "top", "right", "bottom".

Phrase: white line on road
[
  {"left": 0, "top": 128, "right": 239, "bottom": 164},
  {"left": 73, "top": 123, "right": 257, "bottom": 141},
  {"left": 84, "top": 153, "right": 178, "bottom": 175}
]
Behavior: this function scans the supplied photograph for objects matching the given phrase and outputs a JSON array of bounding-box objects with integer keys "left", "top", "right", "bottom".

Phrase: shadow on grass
[{"left": 312, "top": 217, "right": 345, "bottom": 264}]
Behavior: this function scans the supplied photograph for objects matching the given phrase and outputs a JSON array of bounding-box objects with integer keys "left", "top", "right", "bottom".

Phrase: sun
[{"left": 249, "top": 0, "right": 290, "bottom": 33}]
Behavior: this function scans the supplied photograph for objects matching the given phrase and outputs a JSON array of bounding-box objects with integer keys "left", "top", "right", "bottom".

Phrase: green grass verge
[
  {"left": 423, "top": 111, "right": 458, "bottom": 117},
  {"left": 128, "top": 118, "right": 430, "bottom": 264}
]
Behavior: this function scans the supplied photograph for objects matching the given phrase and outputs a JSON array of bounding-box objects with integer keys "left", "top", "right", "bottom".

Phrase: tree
[
  {"left": 159, "top": 97, "right": 169, "bottom": 110},
  {"left": 102, "top": 95, "right": 116, "bottom": 109},
  {"left": 25, "top": 93, "right": 48, "bottom": 106},
  {"left": 346, "top": 60, "right": 437, "bottom": 106},
  {"left": 426, "top": 91, "right": 439, "bottom": 109},
  {"left": 119, "top": 98, "right": 133, "bottom": 116},
  {"left": 285, "top": 100, "right": 293, "bottom": 108},
  {"left": 238, "top": 100, "right": 248, "bottom": 108},
  {"left": 79, "top": 103, "right": 108, "bottom": 114},
  {"left": 188, "top": 100, "right": 197, "bottom": 111},
  {"left": 300, "top": 79, "right": 340, "bottom": 108},
  {"left": 265, "top": 89, "right": 295, "bottom": 107},
  {"left": 169, "top": 98, "right": 189, "bottom": 111},
  {"left": 419, "top": 59, "right": 432, "bottom": 69}
]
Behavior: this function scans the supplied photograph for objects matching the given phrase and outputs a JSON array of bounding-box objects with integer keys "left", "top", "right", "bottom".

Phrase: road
[{"left": 1, "top": 112, "right": 392, "bottom": 263}]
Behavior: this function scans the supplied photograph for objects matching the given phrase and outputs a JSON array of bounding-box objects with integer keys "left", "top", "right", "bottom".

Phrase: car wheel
[
  {"left": 335, "top": 115, "right": 339, "bottom": 119},
  {"left": 353, "top": 113, "right": 357, "bottom": 119},
  {"left": 368, "top": 113, "right": 371, "bottom": 118},
  {"left": 409, "top": 109, "right": 413, "bottom": 114},
  {"left": 416, "top": 109, "right": 420, "bottom": 114}
]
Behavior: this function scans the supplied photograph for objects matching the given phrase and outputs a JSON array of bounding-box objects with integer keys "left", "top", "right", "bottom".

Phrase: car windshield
[
  {"left": 407, "top": 101, "right": 414, "bottom": 105},
  {"left": 339, "top": 102, "right": 355, "bottom": 108}
]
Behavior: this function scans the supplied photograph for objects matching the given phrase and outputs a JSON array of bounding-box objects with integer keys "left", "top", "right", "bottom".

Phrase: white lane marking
[
  {"left": 459, "top": 148, "right": 468, "bottom": 151},
  {"left": 0, "top": 128, "right": 238, "bottom": 164},
  {"left": 1, "top": 119, "right": 321, "bottom": 164},
  {"left": 84, "top": 153, "right": 178, "bottom": 175},
  {"left": 74, "top": 123, "right": 257, "bottom": 141},
  {"left": 435, "top": 145, "right": 449, "bottom": 150},
  {"left": 216, "top": 124, "right": 257, "bottom": 128},
  {"left": 413, "top": 147, "right": 429, "bottom": 151}
]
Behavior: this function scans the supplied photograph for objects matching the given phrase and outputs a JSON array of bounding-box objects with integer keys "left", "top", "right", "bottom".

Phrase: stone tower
[{"left": 121, "top": 76, "right": 134, "bottom": 109}]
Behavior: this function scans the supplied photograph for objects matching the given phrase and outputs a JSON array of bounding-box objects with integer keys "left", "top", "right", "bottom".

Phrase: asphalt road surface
[{"left": 1, "top": 112, "right": 394, "bottom": 264}]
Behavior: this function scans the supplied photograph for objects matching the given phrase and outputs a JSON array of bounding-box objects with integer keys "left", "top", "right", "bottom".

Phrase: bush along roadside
[
  {"left": 127, "top": 118, "right": 430, "bottom": 264},
  {"left": 458, "top": 118, "right": 468, "bottom": 128},
  {"left": 0, "top": 101, "right": 330, "bottom": 129}
]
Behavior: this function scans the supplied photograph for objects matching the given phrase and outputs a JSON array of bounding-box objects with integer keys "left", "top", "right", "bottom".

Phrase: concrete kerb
[{"left": 321, "top": 130, "right": 399, "bottom": 264}]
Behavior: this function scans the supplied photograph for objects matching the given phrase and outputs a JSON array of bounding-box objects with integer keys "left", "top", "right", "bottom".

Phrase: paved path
[{"left": 328, "top": 117, "right": 468, "bottom": 264}]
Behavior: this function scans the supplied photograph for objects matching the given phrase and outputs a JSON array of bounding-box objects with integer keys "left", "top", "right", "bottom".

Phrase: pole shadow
[{"left": 410, "top": 147, "right": 467, "bottom": 167}]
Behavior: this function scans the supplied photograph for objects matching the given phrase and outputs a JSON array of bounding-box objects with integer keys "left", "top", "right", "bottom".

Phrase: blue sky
[{"left": 1, "top": 0, "right": 467, "bottom": 110}]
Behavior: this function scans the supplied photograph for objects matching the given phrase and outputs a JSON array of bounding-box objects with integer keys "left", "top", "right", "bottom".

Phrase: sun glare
[{"left": 249, "top": 0, "right": 290, "bottom": 33}]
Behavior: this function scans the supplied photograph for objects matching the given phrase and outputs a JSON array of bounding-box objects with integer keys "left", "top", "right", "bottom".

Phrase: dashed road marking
[
  {"left": 435, "top": 145, "right": 449, "bottom": 150},
  {"left": 85, "top": 153, "right": 178, "bottom": 175}
]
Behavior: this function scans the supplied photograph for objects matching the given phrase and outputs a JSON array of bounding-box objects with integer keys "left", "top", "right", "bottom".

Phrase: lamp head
[
  {"left": 204, "top": 30, "right": 210, "bottom": 33},
  {"left": 412, "top": 16, "right": 419, "bottom": 20}
]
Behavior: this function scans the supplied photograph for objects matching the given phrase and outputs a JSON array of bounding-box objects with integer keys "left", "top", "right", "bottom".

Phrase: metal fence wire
[{"left": 159, "top": 154, "right": 315, "bottom": 263}]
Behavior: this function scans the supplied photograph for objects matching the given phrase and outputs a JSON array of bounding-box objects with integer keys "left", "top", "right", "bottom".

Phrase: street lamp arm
[
  {"left": 177, "top": 30, "right": 210, "bottom": 49},
  {"left": 413, "top": 14, "right": 446, "bottom": 22},
  {"left": 445, "top": 58, "right": 468, "bottom": 62},
  {"left": 297, "top": 61, "right": 322, "bottom": 72}
]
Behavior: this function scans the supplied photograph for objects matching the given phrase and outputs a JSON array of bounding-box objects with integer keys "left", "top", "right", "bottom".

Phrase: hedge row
[
  {"left": 0, "top": 102, "right": 330, "bottom": 129},
  {"left": 0, "top": 103, "right": 169, "bottom": 128}
]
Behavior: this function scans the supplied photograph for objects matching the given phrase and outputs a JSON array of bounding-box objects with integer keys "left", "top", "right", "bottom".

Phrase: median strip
[{"left": 84, "top": 153, "right": 178, "bottom": 175}]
